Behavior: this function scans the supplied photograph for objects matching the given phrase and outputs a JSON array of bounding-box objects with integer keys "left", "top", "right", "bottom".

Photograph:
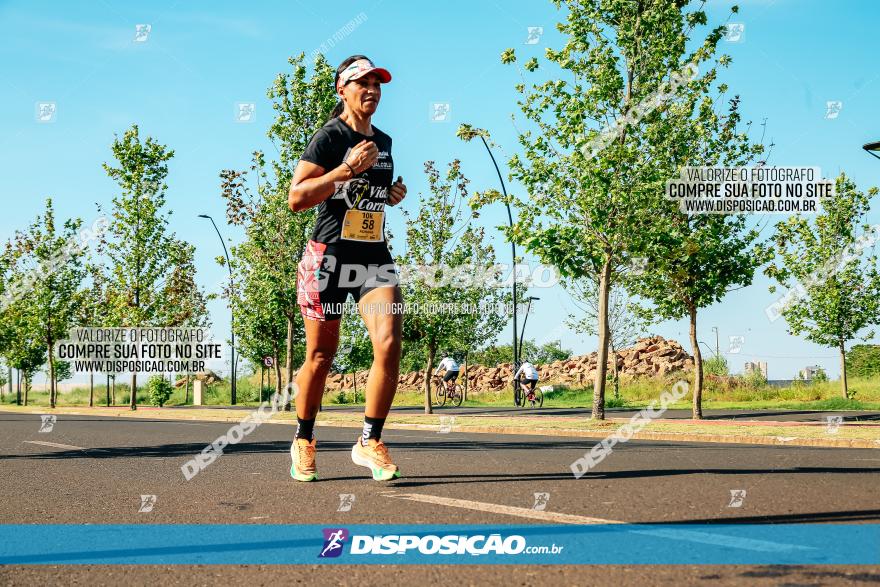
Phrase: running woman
[
  {"left": 288, "top": 55, "right": 407, "bottom": 482},
  {"left": 434, "top": 355, "right": 460, "bottom": 385},
  {"left": 513, "top": 360, "right": 540, "bottom": 394}
]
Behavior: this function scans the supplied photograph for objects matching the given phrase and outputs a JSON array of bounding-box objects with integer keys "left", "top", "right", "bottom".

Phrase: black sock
[
  {"left": 361, "top": 416, "right": 385, "bottom": 445},
  {"left": 296, "top": 417, "right": 315, "bottom": 441}
]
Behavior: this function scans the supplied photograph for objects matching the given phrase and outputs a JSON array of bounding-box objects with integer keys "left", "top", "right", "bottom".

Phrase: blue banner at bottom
[{"left": 0, "top": 524, "right": 877, "bottom": 565}]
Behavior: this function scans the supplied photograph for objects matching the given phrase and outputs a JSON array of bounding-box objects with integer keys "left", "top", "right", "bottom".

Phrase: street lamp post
[
  {"left": 198, "top": 214, "right": 236, "bottom": 405},
  {"left": 698, "top": 341, "right": 716, "bottom": 360},
  {"left": 711, "top": 326, "right": 720, "bottom": 358},
  {"left": 475, "top": 134, "right": 520, "bottom": 383},
  {"left": 518, "top": 297, "right": 540, "bottom": 362}
]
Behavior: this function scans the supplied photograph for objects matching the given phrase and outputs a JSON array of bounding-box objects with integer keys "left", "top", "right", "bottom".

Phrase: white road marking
[
  {"left": 23, "top": 440, "right": 85, "bottom": 450},
  {"left": 383, "top": 491, "right": 814, "bottom": 552},
  {"left": 385, "top": 492, "right": 622, "bottom": 525}
]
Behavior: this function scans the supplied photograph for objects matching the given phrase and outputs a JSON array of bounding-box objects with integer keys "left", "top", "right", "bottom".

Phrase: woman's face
[{"left": 341, "top": 72, "right": 382, "bottom": 116}]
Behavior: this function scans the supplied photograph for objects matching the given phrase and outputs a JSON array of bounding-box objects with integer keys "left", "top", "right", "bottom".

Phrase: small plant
[
  {"left": 332, "top": 389, "right": 348, "bottom": 404},
  {"left": 813, "top": 368, "right": 828, "bottom": 383},
  {"left": 147, "top": 375, "right": 173, "bottom": 407},
  {"left": 845, "top": 387, "right": 857, "bottom": 401},
  {"left": 703, "top": 355, "right": 729, "bottom": 376},
  {"left": 605, "top": 396, "right": 627, "bottom": 408},
  {"left": 740, "top": 368, "right": 768, "bottom": 390}
]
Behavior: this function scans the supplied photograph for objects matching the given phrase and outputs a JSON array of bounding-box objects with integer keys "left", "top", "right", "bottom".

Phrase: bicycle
[
  {"left": 432, "top": 375, "right": 463, "bottom": 407},
  {"left": 514, "top": 378, "right": 543, "bottom": 408}
]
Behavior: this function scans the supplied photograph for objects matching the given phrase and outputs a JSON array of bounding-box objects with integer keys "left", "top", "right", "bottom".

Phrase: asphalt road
[{"left": 1, "top": 412, "right": 878, "bottom": 585}]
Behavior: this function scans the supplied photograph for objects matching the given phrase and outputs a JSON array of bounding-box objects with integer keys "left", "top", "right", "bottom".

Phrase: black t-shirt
[{"left": 299, "top": 116, "right": 394, "bottom": 246}]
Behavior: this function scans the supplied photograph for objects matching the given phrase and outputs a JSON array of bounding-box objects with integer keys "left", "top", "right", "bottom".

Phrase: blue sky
[{"left": 1, "top": 0, "right": 879, "bottom": 383}]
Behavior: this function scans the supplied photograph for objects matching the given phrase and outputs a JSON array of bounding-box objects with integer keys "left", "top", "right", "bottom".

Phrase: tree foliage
[
  {"left": 765, "top": 173, "right": 880, "bottom": 397},
  {"left": 461, "top": 0, "right": 749, "bottom": 418},
  {"left": 98, "top": 124, "right": 211, "bottom": 410},
  {"left": 400, "top": 160, "right": 509, "bottom": 413}
]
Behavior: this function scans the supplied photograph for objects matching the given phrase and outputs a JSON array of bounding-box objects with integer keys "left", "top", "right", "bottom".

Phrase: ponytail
[{"left": 329, "top": 100, "right": 344, "bottom": 119}]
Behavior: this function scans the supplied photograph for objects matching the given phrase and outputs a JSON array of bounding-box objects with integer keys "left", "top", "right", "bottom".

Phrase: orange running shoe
[
  {"left": 290, "top": 437, "right": 318, "bottom": 482},
  {"left": 351, "top": 438, "right": 401, "bottom": 481}
]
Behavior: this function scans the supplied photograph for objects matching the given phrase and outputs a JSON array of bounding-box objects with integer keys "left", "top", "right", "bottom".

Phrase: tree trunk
[
  {"left": 105, "top": 373, "right": 110, "bottom": 406},
  {"left": 839, "top": 339, "right": 848, "bottom": 399},
  {"left": 24, "top": 374, "right": 29, "bottom": 406},
  {"left": 129, "top": 372, "right": 137, "bottom": 410},
  {"left": 48, "top": 343, "right": 56, "bottom": 409},
  {"left": 274, "top": 353, "right": 283, "bottom": 399},
  {"left": 285, "top": 317, "right": 294, "bottom": 409},
  {"left": 424, "top": 343, "right": 436, "bottom": 414},
  {"left": 260, "top": 366, "right": 265, "bottom": 402},
  {"left": 89, "top": 373, "right": 94, "bottom": 407},
  {"left": 185, "top": 373, "right": 190, "bottom": 404},
  {"left": 111, "top": 376, "right": 116, "bottom": 405},
  {"left": 592, "top": 256, "right": 612, "bottom": 420},
  {"left": 689, "top": 305, "right": 703, "bottom": 419},
  {"left": 610, "top": 343, "right": 620, "bottom": 400},
  {"left": 353, "top": 371, "right": 358, "bottom": 404},
  {"left": 16, "top": 369, "right": 21, "bottom": 406}
]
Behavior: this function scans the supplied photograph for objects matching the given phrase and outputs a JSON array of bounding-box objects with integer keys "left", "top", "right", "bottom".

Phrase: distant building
[
  {"left": 744, "top": 361, "right": 768, "bottom": 378},
  {"left": 799, "top": 365, "right": 823, "bottom": 381}
]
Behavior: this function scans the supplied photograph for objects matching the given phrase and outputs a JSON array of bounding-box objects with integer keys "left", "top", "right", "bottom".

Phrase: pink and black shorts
[{"left": 296, "top": 239, "right": 399, "bottom": 321}]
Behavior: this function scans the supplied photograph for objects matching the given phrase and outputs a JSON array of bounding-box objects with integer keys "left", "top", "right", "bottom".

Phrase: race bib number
[{"left": 341, "top": 210, "right": 384, "bottom": 242}]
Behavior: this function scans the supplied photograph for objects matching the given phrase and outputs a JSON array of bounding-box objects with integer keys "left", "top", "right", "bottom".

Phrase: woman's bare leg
[
  {"left": 357, "top": 286, "right": 403, "bottom": 418},
  {"left": 295, "top": 317, "right": 340, "bottom": 420}
]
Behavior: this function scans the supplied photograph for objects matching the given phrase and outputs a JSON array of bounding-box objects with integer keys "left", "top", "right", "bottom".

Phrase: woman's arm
[
  {"left": 288, "top": 138, "right": 378, "bottom": 212},
  {"left": 287, "top": 160, "right": 352, "bottom": 212}
]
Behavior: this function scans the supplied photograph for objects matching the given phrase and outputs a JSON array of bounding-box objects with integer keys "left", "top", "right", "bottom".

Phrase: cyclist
[
  {"left": 512, "top": 360, "right": 540, "bottom": 396},
  {"left": 434, "top": 355, "right": 460, "bottom": 388},
  {"left": 288, "top": 55, "right": 406, "bottom": 482}
]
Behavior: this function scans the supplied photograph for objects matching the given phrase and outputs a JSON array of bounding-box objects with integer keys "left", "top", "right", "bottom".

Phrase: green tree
[
  {"left": 845, "top": 344, "right": 880, "bottom": 379},
  {"left": 765, "top": 173, "right": 880, "bottom": 398},
  {"left": 98, "top": 124, "right": 210, "bottom": 410},
  {"left": 220, "top": 53, "right": 336, "bottom": 403},
  {"left": 5, "top": 199, "right": 87, "bottom": 408},
  {"left": 0, "top": 242, "right": 14, "bottom": 400},
  {"left": 400, "top": 160, "right": 509, "bottom": 413},
  {"left": 626, "top": 92, "right": 767, "bottom": 419},
  {"left": 459, "top": 0, "right": 743, "bottom": 418},
  {"left": 1, "top": 294, "right": 46, "bottom": 405}
]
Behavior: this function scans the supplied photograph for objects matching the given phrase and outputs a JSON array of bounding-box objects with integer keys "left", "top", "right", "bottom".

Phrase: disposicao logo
[{"left": 319, "top": 528, "right": 349, "bottom": 558}]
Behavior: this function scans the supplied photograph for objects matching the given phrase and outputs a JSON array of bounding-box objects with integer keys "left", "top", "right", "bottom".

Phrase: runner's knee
[
  {"left": 372, "top": 330, "right": 401, "bottom": 361},
  {"left": 305, "top": 348, "right": 335, "bottom": 373}
]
